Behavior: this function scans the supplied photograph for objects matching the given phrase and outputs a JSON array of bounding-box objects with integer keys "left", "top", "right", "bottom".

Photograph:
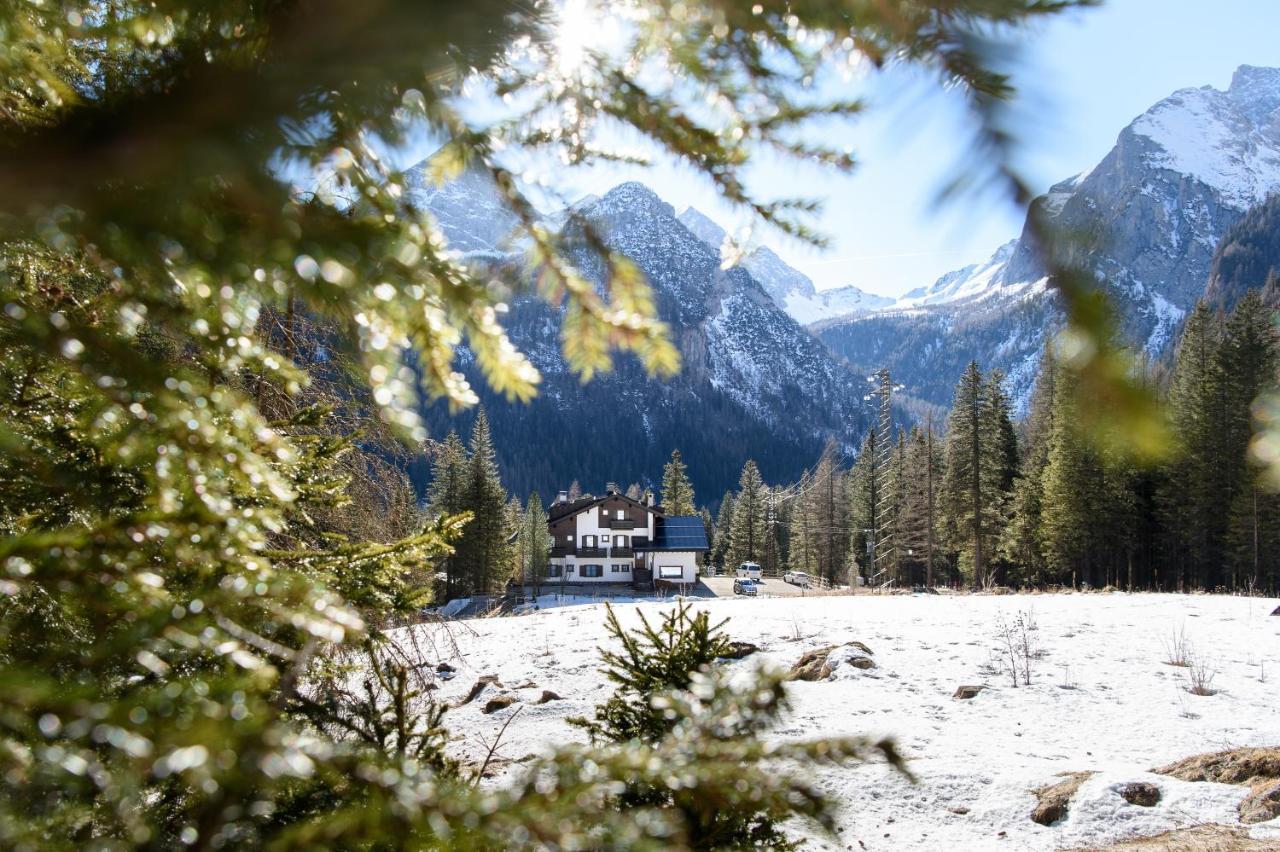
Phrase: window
[
  {"left": 616, "top": 509, "right": 624, "bottom": 520},
  {"left": 613, "top": 535, "right": 627, "bottom": 547},
  {"left": 658, "top": 565, "right": 683, "bottom": 580},
  {"left": 611, "top": 564, "right": 630, "bottom": 573},
  {"left": 546, "top": 565, "right": 562, "bottom": 578},
  {"left": 582, "top": 535, "right": 596, "bottom": 549},
  {"left": 579, "top": 564, "right": 603, "bottom": 578}
]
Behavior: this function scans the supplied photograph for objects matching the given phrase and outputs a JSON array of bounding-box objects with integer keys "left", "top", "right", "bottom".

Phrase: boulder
[
  {"left": 535, "top": 690, "right": 562, "bottom": 705},
  {"left": 721, "top": 641, "right": 761, "bottom": 660},
  {"left": 1119, "top": 782, "right": 1161, "bottom": 807},
  {"left": 789, "top": 642, "right": 875, "bottom": 681},
  {"left": 460, "top": 674, "right": 503, "bottom": 705},
  {"left": 953, "top": 685, "right": 985, "bottom": 700},
  {"left": 1030, "top": 771, "right": 1094, "bottom": 826},
  {"left": 1239, "top": 779, "right": 1280, "bottom": 824},
  {"left": 1271, "top": 605, "right": 1280, "bottom": 616},
  {"left": 790, "top": 646, "right": 836, "bottom": 681},
  {"left": 482, "top": 694, "right": 517, "bottom": 714}
]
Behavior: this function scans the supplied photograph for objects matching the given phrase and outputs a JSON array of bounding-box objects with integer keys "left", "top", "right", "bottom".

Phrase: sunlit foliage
[{"left": 0, "top": 1, "right": 1088, "bottom": 847}]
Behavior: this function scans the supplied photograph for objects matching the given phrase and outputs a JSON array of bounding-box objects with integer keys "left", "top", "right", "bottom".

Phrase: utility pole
[{"left": 871, "top": 369, "right": 894, "bottom": 584}]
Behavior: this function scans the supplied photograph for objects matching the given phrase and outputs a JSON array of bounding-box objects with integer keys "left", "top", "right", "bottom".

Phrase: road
[{"left": 696, "top": 575, "right": 836, "bottom": 598}]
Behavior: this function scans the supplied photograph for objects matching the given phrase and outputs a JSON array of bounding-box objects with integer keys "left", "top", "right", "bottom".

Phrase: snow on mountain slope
[
  {"left": 404, "top": 160, "right": 521, "bottom": 253},
  {"left": 677, "top": 207, "right": 893, "bottom": 323},
  {"left": 1132, "top": 65, "right": 1280, "bottom": 210},
  {"left": 893, "top": 240, "right": 1019, "bottom": 308},
  {"left": 412, "top": 173, "right": 871, "bottom": 497},
  {"left": 819, "top": 65, "right": 1280, "bottom": 411}
]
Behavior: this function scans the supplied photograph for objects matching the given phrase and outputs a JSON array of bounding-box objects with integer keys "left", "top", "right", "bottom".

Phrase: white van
[{"left": 735, "top": 561, "right": 762, "bottom": 580}]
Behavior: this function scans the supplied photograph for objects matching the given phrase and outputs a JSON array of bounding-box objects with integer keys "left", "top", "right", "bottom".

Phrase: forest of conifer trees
[{"left": 703, "top": 290, "right": 1280, "bottom": 596}]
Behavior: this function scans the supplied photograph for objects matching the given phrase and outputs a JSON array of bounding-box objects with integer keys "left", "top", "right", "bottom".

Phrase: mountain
[
  {"left": 818, "top": 64, "right": 1280, "bottom": 411},
  {"left": 1205, "top": 192, "right": 1280, "bottom": 307},
  {"left": 407, "top": 172, "right": 872, "bottom": 501},
  {"left": 677, "top": 207, "right": 893, "bottom": 323}
]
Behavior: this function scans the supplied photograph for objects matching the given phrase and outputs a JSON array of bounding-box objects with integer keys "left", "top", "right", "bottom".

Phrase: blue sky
[
  {"left": 545, "top": 0, "right": 1280, "bottom": 297},
  {"left": 395, "top": 1, "right": 1280, "bottom": 297}
]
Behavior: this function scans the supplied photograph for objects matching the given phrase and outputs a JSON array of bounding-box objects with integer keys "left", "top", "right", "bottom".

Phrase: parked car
[
  {"left": 783, "top": 570, "right": 811, "bottom": 588},
  {"left": 733, "top": 578, "right": 758, "bottom": 596},
  {"left": 735, "top": 561, "right": 762, "bottom": 580}
]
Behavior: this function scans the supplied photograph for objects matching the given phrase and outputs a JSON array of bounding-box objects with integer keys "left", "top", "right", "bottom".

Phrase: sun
[{"left": 552, "top": 0, "right": 606, "bottom": 76}]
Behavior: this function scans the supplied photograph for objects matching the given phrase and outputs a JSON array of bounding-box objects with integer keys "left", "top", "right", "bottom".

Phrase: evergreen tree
[
  {"left": 1217, "top": 291, "right": 1280, "bottom": 591},
  {"left": 698, "top": 507, "right": 715, "bottom": 571},
  {"left": 846, "top": 429, "right": 879, "bottom": 582},
  {"left": 660, "top": 449, "right": 696, "bottom": 515},
  {"left": 897, "top": 425, "right": 943, "bottom": 586},
  {"left": 525, "top": 491, "right": 551, "bottom": 595},
  {"left": 983, "top": 370, "right": 1020, "bottom": 583},
  {"left": 757, "top": 488, "right": 778, "bottom": 573},
  {"left": 791, "top": 468, "right": 817, "bottom": 575},
  {"left": 1039, "top": 365, "right": 1135, "bottom": 588},
  {"left": 727, "top": 460, "right": 767, "bottom": 569},
  {"left": 712, "top": 491, "right": 735, "bottom": 568},
  {"left": 794, "top": 442, "right": 848, "bottom": 583},
  {"left": 940, "top": 362, "right": 1011, "bottom": 586},
  {"left": 1000, "top": 348, "right": 1056, "bottom": 584},
  {"left": 1158, "top": 303, "right": 1226, "bottom": 590},
  {"left": 428, "top": 430, "right": 470, "bottom": 598},
  {"left": 457, "top": 410, "right": 509, "bottom": 595}
]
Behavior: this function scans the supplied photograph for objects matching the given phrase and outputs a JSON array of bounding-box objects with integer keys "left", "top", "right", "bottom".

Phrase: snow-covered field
[{"left": 396, "top": 593, "right": 1280, "bottom": 850}]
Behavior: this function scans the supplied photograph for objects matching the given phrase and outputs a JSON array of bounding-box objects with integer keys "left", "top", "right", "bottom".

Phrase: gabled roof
[
  {"left": 635, "top": 516, "right": 709, "bottom": 552},
  {"left": 548, "top": 491, "right": 663, "bottom": 522}
]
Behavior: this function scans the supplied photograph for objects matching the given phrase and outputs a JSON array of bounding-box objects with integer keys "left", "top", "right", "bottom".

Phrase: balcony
[
  {"left": 611, "top": 547, "right": 634, "bottom": 558},
  {"left": 605, "top": 517, "right": 638, "bottom": 530},
  {"left": 550, "top": 545, "right": 576, "bottom": 558},
  {"left": 578, "top": 547, "right": 608, "bottom": 558}
]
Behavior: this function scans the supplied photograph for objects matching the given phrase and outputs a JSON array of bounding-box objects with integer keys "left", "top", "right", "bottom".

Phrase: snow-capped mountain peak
[
  {"left": 1129, "top": 65, "right": 1280, "bottom": 210},
  {"left": 676, "top": 207, "right": 892, "bottom": 323}
]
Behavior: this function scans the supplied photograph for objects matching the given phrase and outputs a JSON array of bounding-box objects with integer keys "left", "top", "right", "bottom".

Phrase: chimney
[
  {"left": 643, "top": 489, "right": 655, "bottom": 507},
  {"left": 556, "top": 490, "right": 568, "bottom": 505}
]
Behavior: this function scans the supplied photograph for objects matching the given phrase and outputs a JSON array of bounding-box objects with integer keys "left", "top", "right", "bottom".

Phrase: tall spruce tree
[
  {"left": 1040, "top": 365, "right": 1136, "bottom": 588},
  {"left": 1000, "top": 348, "right": 1057, "bottom": 584},
  {"left": 727, "top": 460, "right": 767, "bottom": 569},
  {"left": 1217, "top": 291, "right": 1280, "bottom": 591},
  {"left": 428, "top": 430, "right": 470, "bottom": 598},
  {"left": 897, "top": 425, "right": 942, "bottom": 586},
  {"left": 940, "top": 362, "right": 1011, "bottom": 586},
  {"left": 1158, "top": 302, "right": 1226, "bottom": 590},
  {"left": 525, "top": 491, "right": 550, "bottom": 595},
  {"left": 660, "top": 449, "right": 696, "bottom": 515},
  {"left": 458, "top": 410, "right": 509, "bottom": 596},
  {"left": 712, "top": 491, "right": 735, "bottom": 569}
]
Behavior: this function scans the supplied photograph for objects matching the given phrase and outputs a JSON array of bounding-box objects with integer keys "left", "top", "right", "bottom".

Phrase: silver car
[{"left": 733, "top": 578, "right": 758, "bottom": 596}]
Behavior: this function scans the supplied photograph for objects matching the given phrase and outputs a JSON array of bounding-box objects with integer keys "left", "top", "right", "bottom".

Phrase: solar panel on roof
[{"left": 650, "top": 516, "right": 708, "bottom": 550}]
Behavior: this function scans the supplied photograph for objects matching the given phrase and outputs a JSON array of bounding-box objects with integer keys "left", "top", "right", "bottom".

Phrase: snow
[
  {"left": 892, "top": 240, "right": 1020, "bottom": 309},
  {"left": 395, "top": 592, "right": 1280, "bottom": 850},
  {"left": 677, "top": 207, "right": 894, "bottom": 324},
  {"left": 1131, "top": 79, "right": 1280, "bottom": 210}
]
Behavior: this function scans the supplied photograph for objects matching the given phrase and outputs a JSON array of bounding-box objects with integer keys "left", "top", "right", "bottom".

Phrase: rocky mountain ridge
[{"left": 818, "top": 64, "right": 1280, "bottom": 410}]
